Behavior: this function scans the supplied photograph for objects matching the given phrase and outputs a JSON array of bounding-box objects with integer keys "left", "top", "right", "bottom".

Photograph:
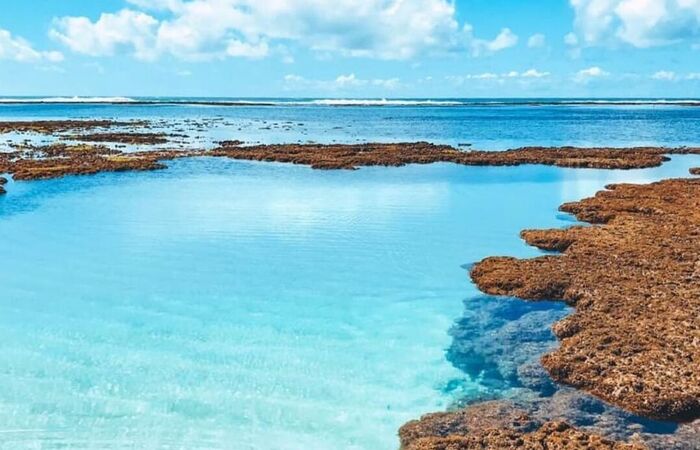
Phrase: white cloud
[
  {"left": 564, "top": 32, "right": 579, "bottom": 46},
  {"left": 284, "top": 73, "right": 403, "bottom": 91},
  {"left": 470, "top": 27, "right": 519, "bottom": 56},
  {"left": 650, "top": 71, "right": 700, "bottom": 80},
  {"left": 226, "top": 40, "right": 269, "bottom": 59},
  {"left": 564, "top": 32, "right": 582, "bottom": 58},
  {"left": 284, "top": 74, "right": 306, "bottom": 84},
  {"left": 51, "top": 0, "right": 517, "bottom": 61},
  {"left": 485, "top": 28, "right": 519, "bottom": 51},
  {"left": 50, "top": 9, "right": 159, "bottom": 60},
  {"left": 334, "top": 73, "right": 364, "bottom": 88},
  {"left": 460, "top": 72, "right": 499, "bottom": 80},
  {"left": 0, "top": 28, "right": 64, "bottom": 63},
  {"left": 652, "top": 70, "right": 677, "bottom": 80},
  {"left": 447, "top": 69, "right": 550, "bottom": 85},
  {"left": 372, "top": 77, "right": 401, "bottom": 89},
  {"left": 569, "top": 0, "right": 700, "bottom": 48},
  {"left": 527, "top": 33, "right": 546, "bottom": 48},
  {"left": 522, "top": 69, "right": 550, "bottom": 78},
  {"left": 127, "top": 0, "right": 183, "bottom": 10},
  {"left": 574, "top": 66, "right": 609, "bottom": 83}
]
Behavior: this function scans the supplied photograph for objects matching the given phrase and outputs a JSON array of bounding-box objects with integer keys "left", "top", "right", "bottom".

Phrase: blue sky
[{"left": 1, "top": 0, "right": 700, "bottom": 97}]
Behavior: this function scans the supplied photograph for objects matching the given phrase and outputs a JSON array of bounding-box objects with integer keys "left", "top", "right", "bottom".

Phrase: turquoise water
[{"left": 1, "top": 153, "right": 699, "bottom": 449}]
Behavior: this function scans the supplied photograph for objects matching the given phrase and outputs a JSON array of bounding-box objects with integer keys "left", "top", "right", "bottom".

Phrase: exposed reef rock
[
  {"left": 4, "top": 139, "right": 700, "bottom": 183},
  {"left": 401, "top": 390, "right": 700, "bottom": 450},
  {"left": 2, "top": 143, "right": 198, "bottom": 181},
  {"left": 0, "top": 176, "right": 6, "bottom": 195},
  {"left": 471, "top": 178, "right": 700, "bottom": 422},
  {"left": 0, "top": 120, "right": 147, "bottom": 134},
  {"left": 212, "top": 142, "right": 700, "bottom": 170},
  {"left": 217, "top": 139, "right": 244, "bottom": 147},
  {"left": 399, "top": 401, "right": 645, "bottom": 449},
  {"left": 67, "top": 132, "right": 169, "bottom": 145},
  {"left": 691, "top": 167, "right": 700, "bottom": 175}
]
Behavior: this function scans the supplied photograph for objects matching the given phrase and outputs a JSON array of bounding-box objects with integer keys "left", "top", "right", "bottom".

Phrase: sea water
[
  {"left": 3, "top": 99, "right": 700, "bottom": 149},
  {"left": 1, "top": 102, "right": 700, "bottom": 449}
]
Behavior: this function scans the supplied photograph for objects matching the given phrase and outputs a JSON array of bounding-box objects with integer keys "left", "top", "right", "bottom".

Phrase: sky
[{"left": 1, "top": 0, "right": 700, "bottom": 98}]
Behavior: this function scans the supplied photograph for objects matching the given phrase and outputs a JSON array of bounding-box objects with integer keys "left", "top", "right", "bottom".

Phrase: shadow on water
[{"left": 443, "top": 294, "right": 688, "bottom": 446}]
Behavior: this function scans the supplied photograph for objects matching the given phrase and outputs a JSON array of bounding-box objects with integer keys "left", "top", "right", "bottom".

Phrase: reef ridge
[
  {"left": 470, "top": 178, "right": 700, "bottom": 422},
  {"left": 211, "top": 142, "right": 700, "bottom": 170}
]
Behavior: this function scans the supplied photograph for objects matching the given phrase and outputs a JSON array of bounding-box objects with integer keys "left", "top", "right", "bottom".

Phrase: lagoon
[{"left": 1, "top": 151, "right": 699, "bottom": 449}]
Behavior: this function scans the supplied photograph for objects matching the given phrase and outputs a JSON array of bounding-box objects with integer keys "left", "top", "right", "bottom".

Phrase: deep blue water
[{"left": 1, "top": 103, "right": 699, "bottom": 449}]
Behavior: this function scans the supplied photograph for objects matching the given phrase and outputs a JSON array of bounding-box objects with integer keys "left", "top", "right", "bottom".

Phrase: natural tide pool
[{"left": 1, "top": 155, "right": 699, "bottom": 449}]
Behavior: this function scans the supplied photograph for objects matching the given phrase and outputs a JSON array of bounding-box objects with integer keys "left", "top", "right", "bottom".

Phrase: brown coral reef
[
  {"left": 3, "top": 135, "right": 700, "bottom": 183},
  {"left": 471, "top": 178, "right": 700, "bottom": 422},
  {"left": 399, "top": 401, "right": 644, "bottom": 450},
  {"left": 211, "top": 142, "right": 700, "bottom": 170},
  {"left": 0, "top": 120, "right": 147, "bottom": 134},
  {"left": 66, "top": 132, "right": 169, "bottom": 145},
  {"left": 0, "top": 143, "right": 195, "bottom": 181}
]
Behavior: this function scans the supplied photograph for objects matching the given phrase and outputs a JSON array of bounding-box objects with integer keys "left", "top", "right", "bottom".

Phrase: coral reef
[
  {"left": 217, "top": 140, "right": 244, "bottom": 147},
  {"left": 1, "top": 143, "right": 197, "bottom": 180},
  {"left": 406, "top": 176, "right": 700, "bottom": 449},
  {"left": 0, "top": 120, "right": 147, "bottom": 134},
  {"left": 442, "top": 294, "right": 699, "bottom": 449},
  {"left": 212, "top": 142, "right": 700, "bottom": 170},
  {"left": 470, "top": 178, "right": 700, "bottom": 421},
  {"left": 3, "top": 138, "right": 700, "bottom": 182},
  {"left": 67, "top": 132, "right": 169, "bottom": 145},
  {"left": 399, "top": 401, "right": 645, "bottom": 449}
]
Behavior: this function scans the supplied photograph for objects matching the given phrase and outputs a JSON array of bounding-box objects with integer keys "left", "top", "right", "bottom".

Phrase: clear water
[{"left": 1, "top": 103, "right": 699, "bottom": 449}]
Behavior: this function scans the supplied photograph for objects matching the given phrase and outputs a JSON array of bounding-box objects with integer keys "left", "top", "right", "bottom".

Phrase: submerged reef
[
  {"left": 446, "top": 296, "right": 569, "bottom": 400},
  {"left": 0, "top": 176, "right": 6, "bottom": 195}
]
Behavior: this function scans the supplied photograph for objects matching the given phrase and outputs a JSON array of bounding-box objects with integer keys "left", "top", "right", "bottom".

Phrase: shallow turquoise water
[{"left": 1, "top": 155, "right": 699, "bottom": 449}]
